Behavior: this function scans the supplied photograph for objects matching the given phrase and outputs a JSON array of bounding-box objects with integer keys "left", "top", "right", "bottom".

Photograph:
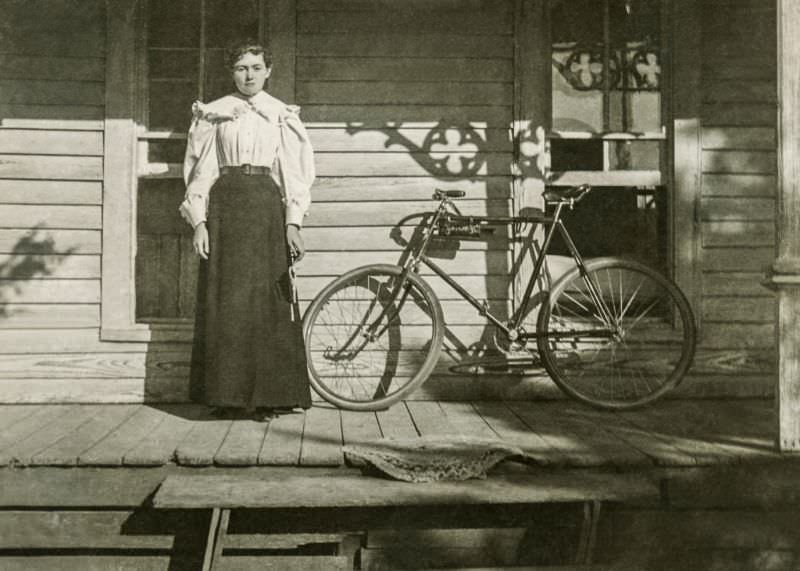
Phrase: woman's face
[{"left": 231, "top": 52, "right": 270, "bottom": 97}]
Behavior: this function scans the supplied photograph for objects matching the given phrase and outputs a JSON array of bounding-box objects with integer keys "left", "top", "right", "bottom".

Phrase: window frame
[
  {"left": 101, "top": 0, "right": 295, "bottom": 341},
  {"left": 547, "top": 0, "right": 669, "bottom": 188}
]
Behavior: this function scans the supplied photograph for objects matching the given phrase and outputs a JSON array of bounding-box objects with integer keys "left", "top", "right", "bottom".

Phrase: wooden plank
[
  {"left": 157, "top": 234, "right": 180, "bottom": 317},
  {"left": 301, "top": 105, "right": 512, "bottom": 126},
  {"left": 0, "top": 228, "right": 101, "bottom": 254},
  {"left": 153, "top": 472, "right": 658, "bottom": 509},
  {"left": 703, "top": 296, "right": 774, "bottom": 323},
  {"left": 473, "top": 402, "right": 564, "bottom": 466},
  {"left": 570, "top": 407, "right": 692, "bottom": 466},
  {"left": 298, "top": 0, "right": 509, "bottom": 10},
  {"left": 137, "top": 234, "right": 161, "bottom": 318},
  {"left": 300, "top": 406, "right": 343, "bottom": 466},
  {"left": 175, "top": 419, "right": 233, "bottom": 466},
  {"left": 405, "top": 401, "right": 459, "bottom": 436},
  {"left": 122, "top": 404, "right": 205, "bottom": 466},
  {"left": 0, "top": 254, "right": 100, "bottom": 278},
  {"left": 101, "top": 0, "right": 140, "bottom": 338},
  {"left": 701, "top": 323, "right": 776, "bottom": 349},
  {"left": 0, "top": 329, "right": 151, "bottom": 354},
  {"left": 701, "top": 221, "right": 775, "bottom": 247},
  {"left": 341, "top": 410, "right": 382, "bottom": 447},
  {"left": 297, "top": 33, "right": 513, "bottom": 58},
  {"left": 0, "top": 405, "right": 69, "bottom": 452},
  {"left": 0, "top": 55, "right": 104, "bottom": 82},
  {"left": 0, "top": 279, "right": 99, "bottom": 303},
  {"left": 700, "top": 247, "right": 773, "bottom": 271},
  {"left": 28, "top": 405, "right": 140, "bottom": 466},
  {"left": 0, "top": 180, "right": 102, "bottom": 205},
  {"left": 314, "top": 152, "right": 511, "bottom": 177},
  {"left": 297, "top": 251, "right": 511, "bottom": 277},
  {"left": 616, "top": 401, "right": 777, "bottom": 466},
  {"left": 298, "top": 81, "right": 512, "bottom": 106},
  {"left": 0, "top": 353, "right": 179, "bottom": 379},
  {"left": 0, "top": 509, "right": 198, "bottom": 549},
  {"left": 298, "top": 57, "right": 513, "bottom": 83},
  {"left": 303, "top": 199, "right": 511, "bottom": 226},
  {"left": 0, "top": 105, "right": 104, "bottom": 127},
  {"left": 0, "top": 377, "right": 188, "bottom": 404},
  {"left": 316, "top": 150, "right": 511, "bottom": 177},
  {"left": 0, "top": 204, "right": 101, "bottom": 228},
  {"left": 702, "top": 150, "right": 776, "bottom": 174},
  {"left": 0, "top": 404, "right": 42, "bottom": 430},
  {"left": 0, "top": 79, "right": 103, "bottom": 106},
  {"left": 507, "top": 402, "right": 652, "bottom": 467},
  {"left": 376, "top": 403, "right": 419, "bottom": 439},
  {"left": 307, "top": 127, "right": 512, "bottom": 152},
  {"left": 700, "top": 197, "right": 774, "bottom": 221},
  {"left": 673, "top": 39, "right": 701, "bottom": 324},
  {"left": 297, "top": 12, "right": 512, "bottom": 35},
  {"left": 0, "top": 304, "right": 99, "bottom": 328},
  {"left": 312, "top": 176, "right": 512, "bottom": 201},
  {"left": 702, "top": 173, "right": 776, "bottom": 197},
  {"left": 267, "top": 0, "right": 297, "bottom": 103},
  {"left": 299, "top": 275, "right": 511, "bottom": 305},
  {"left": 702, "top": 127, "right": 777, "bottom": 150},
  {"left": 0, "top": 404, "right": 91, "bottom": 466},
  {"left": 0, "top": 129, "right": 102, "bottom": 155},
  {"left": 218, "top": 557, "right": 348, "bottom": 570},
  {"left": 0, "top": 557, "right": 173, "bottom": 571},
  {"left": 78, "top": 406, "right": 169, "bottom": 466},
  {"left": 178, "top": 234, "right": 198, "bottom": 317},
  {"left": 302, "top": 226, "right": 509, "bottom": 252},
  {"left": 0, "top": 155, "right": 102, "bottom": 181},
  {"left": 214, "top": 420, "right": 271, "bottom": 466},
  {"left": 703, "top": 81, "right": 777, "bottom": 104},
  {"left": 438, "top": 401, "right": 497, "bottom": 439},
  {"left": 258, "top": 410, "right": 305, "bottom": 465},
  {"left": 701, "top": 103, "right": 777, "bottom": 127},
  {"left": 703, "top": 272, "right": 773, "bottom": 297}
]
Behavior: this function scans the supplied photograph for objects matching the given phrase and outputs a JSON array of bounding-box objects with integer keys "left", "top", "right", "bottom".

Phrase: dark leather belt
[{"left": 220, "top": 164, "right": 271, "bottom": 176}]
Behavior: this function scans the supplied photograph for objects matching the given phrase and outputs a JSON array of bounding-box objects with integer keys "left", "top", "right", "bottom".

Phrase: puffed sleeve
[
  {"left": 273, "top": 106, "right": 315, "bottom": 227},
  {"left": 179, "top": 103, "right": 220, "bottom": 228}
]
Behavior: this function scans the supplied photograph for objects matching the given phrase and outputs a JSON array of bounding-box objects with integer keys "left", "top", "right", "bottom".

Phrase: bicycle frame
[{"left": 396, "top": 196, "right": 617, "bottom": 343}]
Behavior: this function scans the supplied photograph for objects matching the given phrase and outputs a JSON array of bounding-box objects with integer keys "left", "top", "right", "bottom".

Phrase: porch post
[{"left": 770, "top": 0, "right": 800, "bottom": 451}]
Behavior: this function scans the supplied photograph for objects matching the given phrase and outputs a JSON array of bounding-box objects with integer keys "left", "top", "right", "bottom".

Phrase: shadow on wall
[{"left": 0, "top": 226, "right": 75, "bottom": 318}]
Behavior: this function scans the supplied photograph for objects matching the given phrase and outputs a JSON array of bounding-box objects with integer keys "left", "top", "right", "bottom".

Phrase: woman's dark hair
[{"left": 225, "top": 41, "right": 272, "bottom": 69}]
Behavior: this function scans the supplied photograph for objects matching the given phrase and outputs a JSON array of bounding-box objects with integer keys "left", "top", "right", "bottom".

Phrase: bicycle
[{"left": 302, "top": 185, "right": 696, "bottom": 411}]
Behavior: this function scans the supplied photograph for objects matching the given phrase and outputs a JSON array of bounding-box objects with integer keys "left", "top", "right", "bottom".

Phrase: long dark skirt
[{"left": 189, "top": 173, "right": 311, "bottom": 409}]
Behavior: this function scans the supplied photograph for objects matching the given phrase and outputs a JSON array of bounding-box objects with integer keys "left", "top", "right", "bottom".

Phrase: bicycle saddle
[
  {"left": 434, "top": 189, "right": 466, "bottom": 199},
  {"left": 543, "top": 184, "right": 592, "bottom": 203}
]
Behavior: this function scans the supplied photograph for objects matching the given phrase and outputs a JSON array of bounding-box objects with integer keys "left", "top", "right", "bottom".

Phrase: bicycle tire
[
  {"left": 302, "top": 264, "right": 445, "bottom": 411},
  {"left": 536, "top": 258, "right": 696, "bottom": 410}
]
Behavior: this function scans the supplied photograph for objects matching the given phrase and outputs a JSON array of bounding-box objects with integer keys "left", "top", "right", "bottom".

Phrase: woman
[{"left": 181, "top": 42, "right": 314, "bottom": 419}]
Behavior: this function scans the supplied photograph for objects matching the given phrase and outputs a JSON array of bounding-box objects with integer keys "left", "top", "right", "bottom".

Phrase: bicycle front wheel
[
  {"left": 302, "top": 264, "right": 445, "bottom": 411},
  {"left": 537, "top": 258, "right": 696, "bottom": 409}
]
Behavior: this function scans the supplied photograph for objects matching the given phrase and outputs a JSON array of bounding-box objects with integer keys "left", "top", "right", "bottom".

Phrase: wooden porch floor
[{"left": 0, "top": 399, "right": 783, "bottom": 469}]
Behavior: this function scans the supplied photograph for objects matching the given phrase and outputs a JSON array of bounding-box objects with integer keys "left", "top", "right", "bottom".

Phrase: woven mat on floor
[{"left": 343, "top": 436, "right": 530, "bottom": 483}]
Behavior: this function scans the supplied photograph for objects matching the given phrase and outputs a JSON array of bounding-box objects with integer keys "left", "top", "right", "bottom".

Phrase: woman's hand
[
  {"left": 286, "top": 224, "right": 305, "bottom": 262},
  {"left": 193, "top": 222, "right": 210, "bottom": 259}
]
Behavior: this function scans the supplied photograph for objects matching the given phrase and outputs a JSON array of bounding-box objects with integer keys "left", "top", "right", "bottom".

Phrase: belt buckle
[{"left": 241, "top": 164, "right": 253, "bottom": 175}]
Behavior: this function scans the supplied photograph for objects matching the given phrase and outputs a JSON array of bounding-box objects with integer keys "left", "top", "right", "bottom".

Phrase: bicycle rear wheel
[
  {"left": 302, "top": 264, "right": 444, "bottom": 411},
  {"left": 537, "top": 258, "right": 696, "bottom": 409}
]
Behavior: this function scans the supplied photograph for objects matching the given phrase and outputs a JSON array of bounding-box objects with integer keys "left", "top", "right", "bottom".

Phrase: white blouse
[{"left": 180, "top": 90, "right": 315, "bottom": 228}]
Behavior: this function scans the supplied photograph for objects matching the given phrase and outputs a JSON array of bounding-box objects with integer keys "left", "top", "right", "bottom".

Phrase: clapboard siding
[
  {"left": 0, "top": 0, "right": 110, "bottom": 376},
  {"left": 0, "top": 130, "right": 103, "bottom": 156},
  {"left": 297, "top": 33, "right": 514, "bottom": 58},
  {"left": 0, "top": 229, "right": 101, "bottom": 254},
  {"left": 697, "top": 0, "right": 777, "bottom": 393}
]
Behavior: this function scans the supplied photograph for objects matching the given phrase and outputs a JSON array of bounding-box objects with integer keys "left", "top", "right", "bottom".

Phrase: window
[
  {"left": 135, "top": 0, "right": 265, "bottom": 322},
  {"left": 548, "top": 0, "right": 668, "bottom": 271},
  {"left": 550, "top": 0, "right": 665, "bottom": 184}
]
